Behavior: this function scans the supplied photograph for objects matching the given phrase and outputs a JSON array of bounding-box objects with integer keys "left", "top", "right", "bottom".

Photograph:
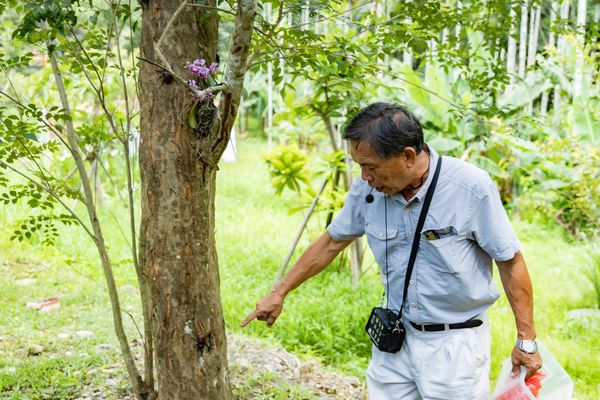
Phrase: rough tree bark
[{"left": 138, "top": 0, "right": 256, "bottom": 398}]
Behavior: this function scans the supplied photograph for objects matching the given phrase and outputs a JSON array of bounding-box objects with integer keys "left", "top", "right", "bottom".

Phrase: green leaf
[
  {"left": 428, "top": 136, "right": 461, "bottom": 152},
  {"left": 188, "top": 103, "right": 198, "bottom": 129},
  {"left": 540, "top": 179, "right": 571, "bottom": 190},
  {"left": 402, "top": 64, "right": 430, "bottom": 110},
  {"left": 471, "top": 155, "right": 502, "bottom": 177}
]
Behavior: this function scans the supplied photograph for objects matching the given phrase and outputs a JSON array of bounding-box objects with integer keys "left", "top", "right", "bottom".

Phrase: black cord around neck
[
  {"left": 406, "top": 152, "right": 431, "bottom": 192},
  {"left": 384, "top": 195, "right": 389, "bottom": 308}
]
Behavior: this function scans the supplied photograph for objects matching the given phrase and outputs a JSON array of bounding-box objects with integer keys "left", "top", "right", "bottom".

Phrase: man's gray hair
[{"left": 343, "top": 102, "right": 426, "bottom": 159}]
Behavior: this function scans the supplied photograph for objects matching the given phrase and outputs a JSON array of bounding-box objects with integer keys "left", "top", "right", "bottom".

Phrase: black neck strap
[{"left": 400, "top": 156, "right": 442, "bottom": 308}]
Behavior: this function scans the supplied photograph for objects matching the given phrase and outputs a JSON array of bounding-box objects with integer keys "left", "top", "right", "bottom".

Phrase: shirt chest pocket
[
  {"left": 420, "top": 226, "right": 463, "bottom": 274},
  {"left": 365, "top": 224, "right": 399, "bottom": 266}
]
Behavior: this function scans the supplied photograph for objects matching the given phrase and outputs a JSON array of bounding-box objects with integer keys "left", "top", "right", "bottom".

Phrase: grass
[
  {"left": 231, "top": 367, "right": 317, "bottom": 400},
  {"left": 1, "top": 138, "right": 599, "bottom": 399}
]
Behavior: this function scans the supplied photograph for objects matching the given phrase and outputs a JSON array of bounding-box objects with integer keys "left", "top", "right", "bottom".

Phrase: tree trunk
[
  {"left": 526, "top": 2, "right": 541, "bottom": 113},
  {"left": 402, "top": 0, "right": 413, "bottom": 68},
  {"left": 139, "top": 1, "right": 230, "bottom": 398},
  {"left": 573, "top": 0, "right": 588, "bottom": 98},
  {"left": 540, "top": 1, "right": 559, "bottom": 115},
  {"left": 50, "top": 49, "right": 148, "bottom": 400},
  {"left": 265, "top": 2, "right": 273, "bottom": 150},
  {"left": 526, "top": 3, "right": 541, "bottom": 69},
  {"left": 453, "top": 0, "right": 462, "bottom": 82},
  {"left": 554, "top": 0, "right": 570, "bottom": 129},
  {"left": 518, "top": 1, "right": 529, "bottom": 78}
]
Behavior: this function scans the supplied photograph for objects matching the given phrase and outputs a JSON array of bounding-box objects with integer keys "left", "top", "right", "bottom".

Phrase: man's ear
[{"left": 402, "top": 147, "right": 418, "bottom": 168}]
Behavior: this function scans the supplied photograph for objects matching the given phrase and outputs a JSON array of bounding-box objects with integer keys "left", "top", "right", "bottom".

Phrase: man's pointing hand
[{"left": 240, "top": 291, "right": 284, "bottom": 328}]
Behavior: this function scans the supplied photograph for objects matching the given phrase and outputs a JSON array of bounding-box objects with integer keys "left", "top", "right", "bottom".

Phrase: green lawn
[{"left": 0, "top": 138, "right": 598, "bottom": 399}]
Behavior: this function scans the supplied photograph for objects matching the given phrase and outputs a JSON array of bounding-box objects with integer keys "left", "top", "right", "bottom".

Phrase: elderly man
[{"left": 242, "top": 102, "right": 542, "bottom": 399}]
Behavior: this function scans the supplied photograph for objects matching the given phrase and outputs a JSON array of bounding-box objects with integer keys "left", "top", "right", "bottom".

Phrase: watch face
[{"left": 521, "top": 340, "right": 536, "bottom": 353}]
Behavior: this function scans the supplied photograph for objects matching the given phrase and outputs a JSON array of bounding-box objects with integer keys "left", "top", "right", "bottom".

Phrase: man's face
[{"left": 350, "top": 140, "right": 412, "bottom": 195}]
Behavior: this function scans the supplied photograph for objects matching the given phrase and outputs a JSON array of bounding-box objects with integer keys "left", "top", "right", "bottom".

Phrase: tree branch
[
  {"left": 0, "top": 91, "right": 74, "bottom": 153},
  {"left": 154, "top": 0, "right": 188, "bottom": 78},
  {"left": 0, "top": 159, "right": 95, "bottom": 241},
  {"left": 0, "top": 65, "right": 23, "bottom": 105},
  {"left": 212, "top": 0, "right": 257, "bottom": 160},
  {"left": 48, "top": 48, "right": 143, "bottom": 397},
  {"left": 112, "top": 8, "right": 132, "bottom": 143},
  {"left": 66, "top": 22, "right": 105, "bottom": 101}
]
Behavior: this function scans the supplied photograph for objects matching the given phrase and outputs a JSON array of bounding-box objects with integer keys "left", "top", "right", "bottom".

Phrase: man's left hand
[{"left": 511, "top": 346, "right": 543, "bottom": 378}]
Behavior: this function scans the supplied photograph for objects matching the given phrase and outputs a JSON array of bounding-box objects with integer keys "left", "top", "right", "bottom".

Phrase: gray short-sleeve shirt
[{"left": 327, "top": 147, "right": 521, "bottom": 324}]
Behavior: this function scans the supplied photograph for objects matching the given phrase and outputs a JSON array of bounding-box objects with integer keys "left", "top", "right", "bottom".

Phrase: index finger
[{"left": 240, "top": 310, "right": 259, "bottom": 327}]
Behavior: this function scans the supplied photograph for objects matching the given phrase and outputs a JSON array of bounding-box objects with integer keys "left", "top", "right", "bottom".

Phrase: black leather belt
[{"left": 410, "top": 319, "right": 482, "bottom": 332}]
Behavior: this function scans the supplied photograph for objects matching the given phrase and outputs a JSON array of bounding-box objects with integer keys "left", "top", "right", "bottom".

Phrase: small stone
[
  {"left": 299, "top": 362, "right": 319, "bottom": 378},
  {"left": 28, "top": 344, "right": 44, "bottom": 355},
  {"left": 15, "top": 278, "right": 36, "bottom": 286},
  {"left": 105, "top": 378, "right": 119, "bottom": 386},
  {"left": 57, "top": 332, "right": 70, "bottom": 339},
  {"left": 65, "top": 351, "right": 73, "bottom": 356},
  {"left": 325, "top": 386, "right": 337, "bottom": 394},
  {"left": 236, "top": 356, "right": 250, "bottom": 369},
  {"left": 75, "top": 330, "right": 94, "bottom": 338},
  {"left": 96, "top": 343, "right": 111, "bottom": 351}
]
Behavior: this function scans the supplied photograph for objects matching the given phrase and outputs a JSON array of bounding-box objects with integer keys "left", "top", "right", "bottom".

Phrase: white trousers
[{"left": 366, "top": 313, "right": 490, "bottom": 400}]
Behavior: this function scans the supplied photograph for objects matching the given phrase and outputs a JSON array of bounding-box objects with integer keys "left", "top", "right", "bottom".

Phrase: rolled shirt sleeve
[
  {"left": 469, "top": 177, "right": 521, "bottom": 261},
  {"left": 327, "top": 179, "right": 366, "bottom": 241}
]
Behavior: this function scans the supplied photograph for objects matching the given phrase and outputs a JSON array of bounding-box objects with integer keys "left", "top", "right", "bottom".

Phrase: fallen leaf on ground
[{"left": 26, "top": 298, "right": 60, "bottom": 312}]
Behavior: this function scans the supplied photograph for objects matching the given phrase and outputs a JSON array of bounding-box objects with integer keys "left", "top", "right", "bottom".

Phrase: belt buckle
[
  {"left": 443, "top": 323, "right": 450, "bottom": 331},
  {"left": 420, "top": 324, "right": 426, "bottom": 332}
]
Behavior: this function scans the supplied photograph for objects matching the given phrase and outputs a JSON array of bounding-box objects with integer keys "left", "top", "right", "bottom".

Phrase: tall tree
[
  {"left": 506, "top": 4, "right": 518, "bottom": 84},
  {"left": 573, "top": 0, "right": 588, "bottom": 97},
  {"left": 138, "top": 0, "right": 256, "bottom": 398},
  {"left": 540, "top": 1, "right": 559, "bottom": 115},
  {"left": 554, "top": 0, "right": 571, "bottom": 128},
  {"left": 518, "top": 1, "right": 529, "bottom": 78}
]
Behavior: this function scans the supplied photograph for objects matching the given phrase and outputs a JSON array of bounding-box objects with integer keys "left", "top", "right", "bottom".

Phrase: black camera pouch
[{"left": 365, "top": 307, "right": 405, "bottom": 353}]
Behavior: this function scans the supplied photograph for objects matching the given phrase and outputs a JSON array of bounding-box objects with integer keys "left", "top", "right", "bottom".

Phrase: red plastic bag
[
  {"left": 493, "top": 340, "right": 573, "bottom": 400},
  {"left": 494, "top": 367, "right": 544, "bottom": 400}
]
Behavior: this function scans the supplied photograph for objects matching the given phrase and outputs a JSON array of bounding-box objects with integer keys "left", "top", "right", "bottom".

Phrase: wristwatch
[{"left": 516, "top": 339, "right": 538, "bottom": 354}]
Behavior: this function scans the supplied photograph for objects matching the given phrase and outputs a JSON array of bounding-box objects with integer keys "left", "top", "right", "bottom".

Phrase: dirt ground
[{"left": 228, "top": 333, "right": 367, "bottom": 399}]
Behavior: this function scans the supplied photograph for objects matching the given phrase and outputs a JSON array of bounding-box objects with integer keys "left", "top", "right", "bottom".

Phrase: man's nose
[{"left": 361, "top": 168, "right": 373, "bottom": 183}]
